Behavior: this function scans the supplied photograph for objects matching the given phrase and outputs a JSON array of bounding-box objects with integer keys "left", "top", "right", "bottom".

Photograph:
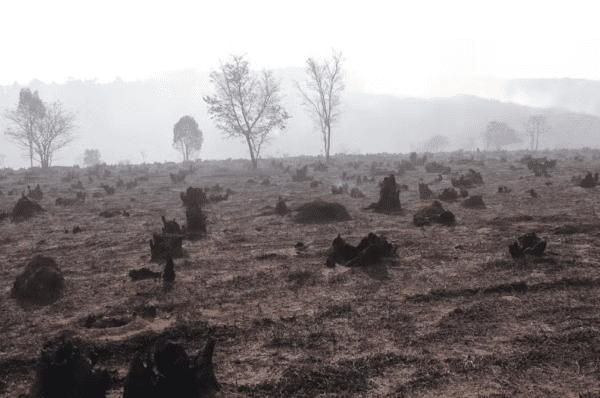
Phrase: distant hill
[
  {"left": 505, "top": 78, "right": 600, "bottom": 116},
  {"left": 2, "top": 70, "right": 600, "bottom": 168}
]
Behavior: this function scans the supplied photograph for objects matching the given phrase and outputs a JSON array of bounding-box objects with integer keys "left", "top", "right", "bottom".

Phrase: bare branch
[
  {"left": 4, "top": 91, "right": 77, "bottom": 168},
  {"left": 296, "top": 49, "right": 345, "bottom": 162},
  {"left": 203, "top": 54, "right": 290, "bottom": 169}
]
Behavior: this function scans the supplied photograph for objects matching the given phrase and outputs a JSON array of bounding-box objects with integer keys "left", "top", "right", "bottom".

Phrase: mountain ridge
[{"left": 1, "top": 72, "right": 599, "bottom": 168}]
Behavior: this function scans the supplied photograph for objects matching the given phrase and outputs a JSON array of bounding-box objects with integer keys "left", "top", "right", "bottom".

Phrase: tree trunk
[
  {"left": 42, "top": 150, "right": 49, "bottom": 168},
  {"left": 325, "top": 124, "right": 331, "bottom": 163},
  {"left": 246, "top": 135, "right": 257, "bottom": 169}
]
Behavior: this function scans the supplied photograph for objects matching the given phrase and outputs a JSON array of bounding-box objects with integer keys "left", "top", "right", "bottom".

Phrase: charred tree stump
[{"left": 369, "top": 174, "right": 401, "bottom": 212}]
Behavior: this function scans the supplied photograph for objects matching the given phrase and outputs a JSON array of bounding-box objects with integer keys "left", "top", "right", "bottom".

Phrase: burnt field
[{"left": 1, "top": 150, "right": 600, "bottom": 397}]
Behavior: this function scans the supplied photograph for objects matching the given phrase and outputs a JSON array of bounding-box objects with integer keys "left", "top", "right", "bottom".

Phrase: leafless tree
[
  {"left": 524, "top": 115, "right": 549, "bottom": 151},
  {"left": 295, "top": 49, "right": 345, "bottom": 163},
  {"left": 3, "top": 88, "right": 46, "bottom": 167},
  {"left": 203, "top": 54, "right": 290, "bottom": 170},
  {"left": 5, "top": 90, "right": 77, "bottom": 168},
  {"left": 32, "top": 101, "right": 78, "bottom": 168},
  {"left": 4, "top": 89, "right": 76, "bottom": 168}
]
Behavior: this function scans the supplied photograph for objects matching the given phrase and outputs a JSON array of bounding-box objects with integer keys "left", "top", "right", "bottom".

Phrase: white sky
[{"left": 2, "top": 0, "right": 600, "bottom": 98}]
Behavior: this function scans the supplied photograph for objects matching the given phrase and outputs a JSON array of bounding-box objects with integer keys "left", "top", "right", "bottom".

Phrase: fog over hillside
[
  {"left": 2, "top": 70, "right": 600, "bottom": 169},
  {"left": 505, "top": 78, "right": 600, "bottom": 116}
]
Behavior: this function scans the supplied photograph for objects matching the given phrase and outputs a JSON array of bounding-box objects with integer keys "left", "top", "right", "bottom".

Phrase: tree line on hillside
[
  {"left": 482, "top": 115, "right": 549, "bottom": 151},
  {"left": 2, "top": 49, "right": 553, "bottom": 169},
  {"left": 412, "top": 115, "right": 550, "bottom": 153},
  {"left": 3, "top": 50, "right": 346, "bottom": 170}
]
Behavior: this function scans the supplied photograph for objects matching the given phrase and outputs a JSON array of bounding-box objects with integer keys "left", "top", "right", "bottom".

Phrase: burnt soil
[{"left": 1, "top": 154, "right": 600, "bottom": 397}]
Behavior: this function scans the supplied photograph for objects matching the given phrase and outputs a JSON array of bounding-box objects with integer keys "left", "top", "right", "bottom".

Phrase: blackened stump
[
  {"left": 149, "top": 234, "right": 184, "bottom": 261},
  {"left": 418, "top": 183, "right": 435, "bottom": 200},
  {"left": 438, "top": 187, "right": 458, "bottom": 202},
  {"left": 461, "top": 195, "right": 486, "bottom": 209},
  {"left": 161, "top": 216, "right": 182, "bottom": 234},
  {"left": 413, "top": 200, "right": 455, "bottom": 227},
  {"left": 275, "top": 196, "right": 288, "bottom": 215},
  {"left": 12, "top": 255, "right": 65, "bottom": 306},
  {"left": 369, "top": 174, "right": 401, "bottom": 212},
  {"left": 27, "top": 337, "right": 110, "bottom": 398},
  {"left": 11, "top": 195, "right": 44, "bottom": 221},
  {"left": 180, "top": 187, "right": 208, "bottom": 208},
  {"left": 123, "top": 338, "right": 220, "bottom": 398},
  {"left": 186, "top": 207, "right": 207, "bottom": 235},
  {"left": 163, "top": 255, "right": 175, "bottom": 282}
]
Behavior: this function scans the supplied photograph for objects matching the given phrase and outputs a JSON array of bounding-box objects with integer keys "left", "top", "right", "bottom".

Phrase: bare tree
[
  {"left": 5, "top": 92, "right": 77, "bottom": 168},
  {"left": 203, "top": 55, "right": 290, "bottom": 170},
  {"left": 173, "top": 115, "right": 203, "bottom": 162},
  {"left": 295, "top": 49, "right": 345, "bottom": 163},
  {"left": 524, "top": 115, "right": 549, "bottom": 151},
  {"left": 32, "top": 101, "right": 78, "bottom": 168},
  {"left": 3, "top": 88, "right": 46, "bottom": 168}
]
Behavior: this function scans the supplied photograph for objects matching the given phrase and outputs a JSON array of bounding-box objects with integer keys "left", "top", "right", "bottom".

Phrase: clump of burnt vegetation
[
  {"left": 425, "top": 161, "right": 451, "bottom": 174},
  {"left": 292, "top": 165, "right": 313, "bottom": 182},
  {"left": 509, "top": 231, "right": 547, "bottom": 258},
  {"left": 331, "top": 183, "right": 348, "bottom": 195},
  {"left": 410, "top": 151, "right": 427, "bottom": 166},
  {"left": 461, "top": 195, "right": 486, "bottom": 209},
  {"left": 11, "top": 193, "right": 44, "bottom": 222},
  {"left": 27, "top": 184, "right": 43, "bottom": 200},
  {"left": 26, "top": 335, "right": 111, "bottom": 398},
  {"left": 55, "top": 192, "right": 86, "bottom": 206},
  {"left": 451, "top": 169, "right": 484, "bottom": 189},
  {"left": 170, "top": 170, "right": 186, "bottom": 184},
  {"left": 326, "top": 232, "right": 396, "bottom": 267},
  {"left": 350, "top": 187, "right": 365, "bottom": 198},
  {"left": 100, "top": 183, "right": 115, "bottom": 195},
  {"left": 123, "top": 338, "right": 220, "bottom": 398},
  {"left": 11, "top": 255, "right": 65, "bottom": 306},
  {"left": 275, "top": 195, "right": 288, "bottom": 215},
  {"left": 523, "top": 155, "right": 556, "bottom": 177},
  {"left": 438, "top": 187, "right": 459, "bottom": 202},
  {"left": 419, "top": 183, "right": 435, "bottom": 200},
  {"left": 413, "top": 200, "right": 455, "bottom": 227},
  {"left": 574, "top": 172, "right": 599, "bottom": 188},
  {"left": 295, "top": 200, "right": 351, "bottom": 223}
]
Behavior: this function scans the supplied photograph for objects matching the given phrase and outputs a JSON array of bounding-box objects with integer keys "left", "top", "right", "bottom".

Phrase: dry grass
[{"left": 0, "top": 154, "right": 600, "bottom": 397}]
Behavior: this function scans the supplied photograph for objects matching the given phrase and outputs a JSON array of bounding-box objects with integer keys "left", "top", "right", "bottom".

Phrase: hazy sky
[
  {"left": 2, "top": 0, "right": 599, "bottom": 98},
  {"left": 1, "top": 0, "right": 600, "bottom": 169}
]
